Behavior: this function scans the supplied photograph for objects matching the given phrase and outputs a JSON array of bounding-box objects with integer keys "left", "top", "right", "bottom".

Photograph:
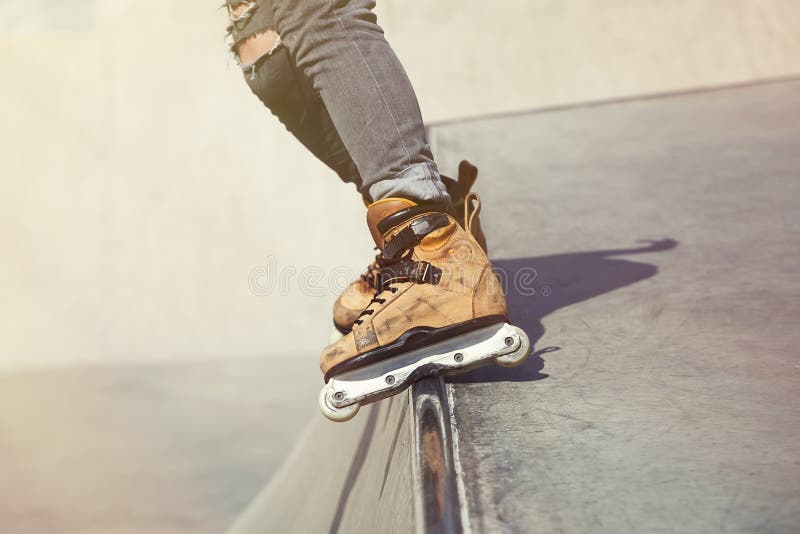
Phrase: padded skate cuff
[
  {"left": 382, "top": 213, "right": 450, "bottom": 260},
  {"left": 377, "top": 202, "right": 450, "bottom": 235}
]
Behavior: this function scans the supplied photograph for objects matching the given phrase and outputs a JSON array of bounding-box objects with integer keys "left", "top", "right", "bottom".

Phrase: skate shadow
[{"left": 449, "top": 238, "right": 678, "bottom": 383}]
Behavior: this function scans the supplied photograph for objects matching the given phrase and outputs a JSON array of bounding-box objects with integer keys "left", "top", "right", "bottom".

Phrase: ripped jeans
[{"left": 225, "top": 0, "right": 449, "bottom": 204}]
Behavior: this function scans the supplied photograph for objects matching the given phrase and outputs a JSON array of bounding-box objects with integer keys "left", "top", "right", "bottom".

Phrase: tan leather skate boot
[
  {"left": 321, "top": 196, "right": 508, "bottom": 381},
  {"left": 331, "top": 160, "right": 488, "bottom": 334}
]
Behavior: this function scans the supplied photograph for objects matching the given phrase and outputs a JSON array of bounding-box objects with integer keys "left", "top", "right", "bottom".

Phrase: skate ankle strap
[
  {"left": 382, "top": 212, "right": 450, "bottom": 260},
  {"left": 377, "top": 259, "right": 442, "bottom": 288}
]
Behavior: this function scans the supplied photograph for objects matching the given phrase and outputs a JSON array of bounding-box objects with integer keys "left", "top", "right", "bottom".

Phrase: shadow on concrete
[{"left": 450, "top": 238, "right": 677, "bottom": 383}]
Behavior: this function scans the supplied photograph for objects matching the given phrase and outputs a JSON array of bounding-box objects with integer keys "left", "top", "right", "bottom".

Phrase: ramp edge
[{"left": 410, "top": 377, "right": 465, "bottom": 533}]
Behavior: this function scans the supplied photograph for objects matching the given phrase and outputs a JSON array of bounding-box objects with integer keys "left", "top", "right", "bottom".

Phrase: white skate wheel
[
  {"left": 318, "top": 386, "right": 360, "bottom": 422},
  {"left": 495, "top": 326, "right": 530, "bottom": 367}
]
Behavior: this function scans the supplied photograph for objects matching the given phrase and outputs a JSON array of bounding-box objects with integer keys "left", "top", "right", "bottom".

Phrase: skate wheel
[
  {"left": 495, "top": 326, "right": 530, "bottom": 367},
  {"left": 318, "top": 386, "right": 360, "bottom": 422}
]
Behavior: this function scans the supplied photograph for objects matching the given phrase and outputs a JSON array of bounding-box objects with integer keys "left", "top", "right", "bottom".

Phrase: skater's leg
[
  {"left": 225, "top": 0, "right": 363, "bottom": 190},
  {"left": 270, "top": 0, "right": 450, "bottom": 203}
]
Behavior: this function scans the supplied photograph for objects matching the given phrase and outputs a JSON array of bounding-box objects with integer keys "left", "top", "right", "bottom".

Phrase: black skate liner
[
  {"left": 333, "top": 319, "right": 351, "bottom": 336},
  {"left": 324, "top": 314, "right": 507, "bottom": 383}
]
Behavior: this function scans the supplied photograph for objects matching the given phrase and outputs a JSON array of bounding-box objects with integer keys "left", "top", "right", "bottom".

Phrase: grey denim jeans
[{"left": 228, "top": 0, "right": 449, "bottom": 204}]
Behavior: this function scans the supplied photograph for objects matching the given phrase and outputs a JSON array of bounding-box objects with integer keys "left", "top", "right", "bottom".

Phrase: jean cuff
[{"left": 367, "top": 162, "right": 451, "bottom": 205}]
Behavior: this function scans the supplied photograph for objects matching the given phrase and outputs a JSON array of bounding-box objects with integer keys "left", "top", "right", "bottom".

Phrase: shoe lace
[
  {"left": 353, "top": 251, "right": 443, "bottom": 326},
  {"left": 353, "top": 212, "right": 449, "bottom": 326},
  {"left": 359, "top": 248, "right": 387, "bottom": 289}
]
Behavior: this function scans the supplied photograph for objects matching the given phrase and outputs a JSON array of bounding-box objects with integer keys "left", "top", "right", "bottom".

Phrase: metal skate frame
[{"left": 320, "top": 323, "right": 529, "bottom": 421}]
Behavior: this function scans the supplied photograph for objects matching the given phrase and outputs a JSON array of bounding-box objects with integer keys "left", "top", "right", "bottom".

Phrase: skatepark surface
[
  {"left": 3, "top": 3, "right": 800, "bottom": 533},
  {"left": 228, "top": 79, "right": 800, "bottom": 533},
  {"left": 0, "top": 357, "right": 319, "bottom": 534}
]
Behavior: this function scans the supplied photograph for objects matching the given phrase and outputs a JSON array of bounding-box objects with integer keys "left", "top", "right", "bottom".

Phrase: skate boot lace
[
  {"left": 353, "top": 251, "right": 442, "bottom": 326},
  {"left": 353, "top": 213, "right": 449, "bottom": 326},
  {"left": 359, "top": 249, "right": 386, "bottom": 289}
]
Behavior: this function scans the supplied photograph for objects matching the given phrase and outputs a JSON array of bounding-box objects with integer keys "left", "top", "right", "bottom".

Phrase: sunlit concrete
[
  {"left": 3, "top": 3, "right": 799, "bottom": 532},
  {"left": 228, "top": 79, "right": 800, "bottom": 534},
  {"left": 434, "top": 79, "right": 800, "bottom": 533},
  {"left": 379, "top": 0, "right": 800, "bottom": 121},
  {"left": 0, "top": 356, "right": 319, "bottom": 534}
]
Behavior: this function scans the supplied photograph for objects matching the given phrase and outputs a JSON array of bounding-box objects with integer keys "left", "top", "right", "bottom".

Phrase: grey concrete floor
[
  {"left": 0, "top": 357, "right": 319, "bottom": 534},
  {"left": 432, "top": 80, "right": 800, "bottom": 532}
]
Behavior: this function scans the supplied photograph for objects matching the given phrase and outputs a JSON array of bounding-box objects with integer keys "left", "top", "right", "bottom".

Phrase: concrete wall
[
  {"left": 381, "top": 0, "right": 800, "bottom": 121},
  {"left": 2, "top": 0, "right": 799, "bottom": 369}
]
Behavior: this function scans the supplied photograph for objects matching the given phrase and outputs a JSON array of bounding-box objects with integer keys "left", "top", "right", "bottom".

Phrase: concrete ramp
[
  {"left": 227, "top": 379, "right": 463, "bottom": 534},
  {"left": 229, "top": 79, "right": 800, "bottom": 533}
]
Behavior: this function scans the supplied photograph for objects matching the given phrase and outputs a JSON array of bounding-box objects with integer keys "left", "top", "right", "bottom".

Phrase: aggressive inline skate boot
[
  {"left": 331, "top": 160, "right": 487, "bottom": 337},
  {"left": 319, "top": 195, "right": 529, "bottom": 421}
]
